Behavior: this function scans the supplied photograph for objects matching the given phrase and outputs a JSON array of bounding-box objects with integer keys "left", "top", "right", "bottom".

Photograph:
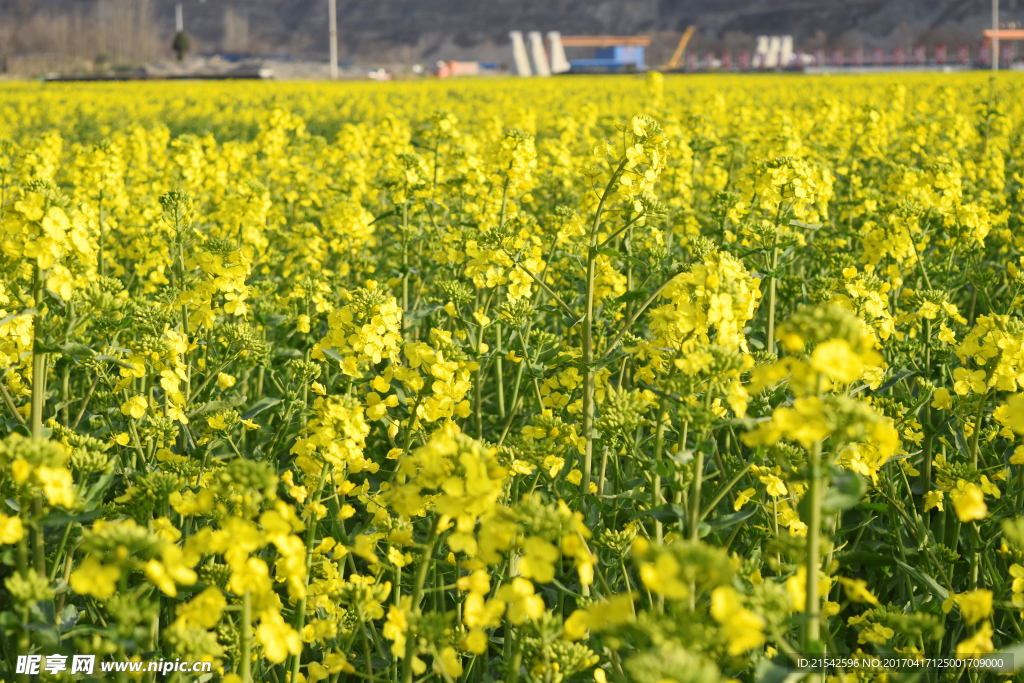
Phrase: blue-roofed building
[
  {"left": 557, "top": 36, "right": 650, "bottom": 73},
  {"left": 571, "top": 45, "right": 645, "bottom": 71}
]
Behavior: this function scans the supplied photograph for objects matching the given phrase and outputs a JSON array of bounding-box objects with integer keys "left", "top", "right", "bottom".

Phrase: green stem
[
  {"left": 581, "top": 157, "right": 630, "bottom": 496},
  {"left": 905, "top": 214, "right": 932, "bottom": 290},
  {"left": 766, "top": 232, "right": 780, "bottom": 356},
  {"left": 700, "top": 460, "right": 754, "bottom": 520},
  {"left": 401, "top": 518, "right": 439, "bottom": 683},
  {"left": 803, "top": 438, "right": 824, "bottom": 648},
  {"left": 30, "top": 266, "right": 46, "bottom": 577},
  {"left": 402, "top": 201, "right": 410, "bottom": 339},
  {"left": 0, "top": 375, "right": 26, "bottom": 428},
  {"left": 242, "top": 590, "right": 253, "bottom": 683},
  {"left": 497, "top": 396, "right": 524, "bottom": 448},
  {"left": 48, "top": 522, "right": 74, "bottom": 583},
  {"left": 401, "top": 393, "right": 423, "bottom": 454},
  {"left": 689, "top": 448, "right": 705, "bottom": 543},
  {"left": 290, "top": 465, "right": 330, "bottom": 683},
  {"left": 30, "top": 265, "right": 46, "bottom": 439},
  {"left": 495, "top": 321, "right": 505, "bottom": 418},
  {"left": 599, "top": 273, "right": 679, "bottom": 362},
  {"left": 651, "top": 377, "right": 674, "bottom": 543},
  {"left": 60, "top": 362, "right": 70, "bottom": 427},
  {"left": 969, "top": 388, "right": 990, "bottom": 468},
  {"left": 507, "top": 631, "right": 523, "bottom": 683},
  {"left": 921, "top": 322, "right": 933, "bottom": 513},
  {"left": 507, "top": 255, "right": 577, "bottom": 320},
  {"left": 517, "top": 334, "right": 544, "bottom": 407},
  {"left": 361, "top": 611, "right": 376, "bottom": 683}
]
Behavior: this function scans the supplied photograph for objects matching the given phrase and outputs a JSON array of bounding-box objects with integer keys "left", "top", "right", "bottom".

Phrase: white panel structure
[
  {"left": 510, "top": 31, "right": 533, "bottom": 76},
  {"left": 780, "top": 35, "right": 793, "bottom": 67},
  {"left": 766, "top": 36, "right": 781, "bottom": 67},
  {"left": 224, "top": 6, "right": 249, "bottom": 53},
  {"left": 507, "top": 31, "right": 532, "bottom": 76},
  {"left": 754, "top": 35, "right": 769, "bottom": 67},
  {"left": 329, "top": 0, "right": 338, "bottom": 79},
  {"left": 548, "top": 31, "right": 571, "bottom": 73},
  {"left": 528, "top": 31, "right": 551, "bottom": 76}
]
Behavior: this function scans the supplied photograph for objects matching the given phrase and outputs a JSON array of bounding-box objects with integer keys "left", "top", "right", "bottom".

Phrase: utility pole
[
  {"left": 328, "top": 0, "right": 338, "bottom": 79},
  {"left": 992, "top": 0, "right": 999, "bottom": 71},
  {"left": 176, "top": 3, "right": 184, "bottom": 33}
]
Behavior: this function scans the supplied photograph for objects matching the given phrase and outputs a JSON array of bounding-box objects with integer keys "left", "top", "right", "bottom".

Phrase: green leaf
[
  {"left": 188, "top": 395, "right": 247, "bottom": 419},
  {"left": 606, "top": 488, "right": 648, "bottom": 502},
  {"left": 546, "top": 354, "right": 573, "bottom": 368},
  {"left": 49, "top": 398, "right": 77, "bottom": 411},
  {"left": 875, "top": 368, "right": 917, "bottom": 394},
  {"left": 613, "top": 289, "right": 650, "bottom": 305},
  {"left": 242, "top": 397, "right": 282, "bottom": 421},
  {"left": 706, "top": 506, "right": 756, "bottom": 529},
  {"left": 369, "top": 208, "right": 397, "bottom": 224},
  {"left": 61, "top": 342, "right": 96, "bottom": 358},
  {"left": 525, "top": 364, "right": 546, "bottom": 379},
  {"left": 835, "top": 550, "right": 893, "bottom": 567},
  {"left": 670, "top": 449, "right": 694, "bottom": 466},
  {"left": 58, "top": 626, "right": 106, "bottom": 639},
  {"left": 821, "top": 470, "right": 866, "bottom": 512},
  {"left": 631, "top": 504, "right": 687, "bottom": 522},
  {"left": 410, "top": 303, "right": 443, "bottom": 320},
  {"left": 953, "top": 429, "right": 971, "bottom": 460},
  {"left": 596, "top": 247, "right": 621, "bottom": 260},
  {"left": 81, "top": 471, "right": 116, "bottom": 507},
  {"left": 755, "top": 660, "right": 790, "bottom": 683},
  {"left": 579, "top": 353, "right": 624, "bottom": 372},
  {"left": 36, "top": 339, "right": 65, "bottom": 354},
  {"left": 893, "top": 556, "right": 948, "bottom": 601},
  {"left": 321, "top": 347, "right": 344, "bottom": 363},
  {"left": 59, "top": 603, "right": 80, "bottom": 630},
  {"left": 789, "top": 220, "right": 823, "bottom": 230},
  {"left": 697, "top": 437, "right": 717, "bottom": 454},
  {"left": 535, "top": 346, "right": 564, "bottom": 363},
  {"left": 95, "top": 355, "right": 139, "bottom": 371},
  {"left": 36, "top": 509, "right": 102, "bottom": 527}
]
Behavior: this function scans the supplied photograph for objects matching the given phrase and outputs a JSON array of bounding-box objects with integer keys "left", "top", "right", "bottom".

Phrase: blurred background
[{"left": 1, "top": 0, "right": 1023, "bottom": 78}]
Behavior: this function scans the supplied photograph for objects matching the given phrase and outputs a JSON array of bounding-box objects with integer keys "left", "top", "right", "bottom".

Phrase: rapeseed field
[{"left": 0, "top": 72, "right": 1022, "bottom": 682}]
